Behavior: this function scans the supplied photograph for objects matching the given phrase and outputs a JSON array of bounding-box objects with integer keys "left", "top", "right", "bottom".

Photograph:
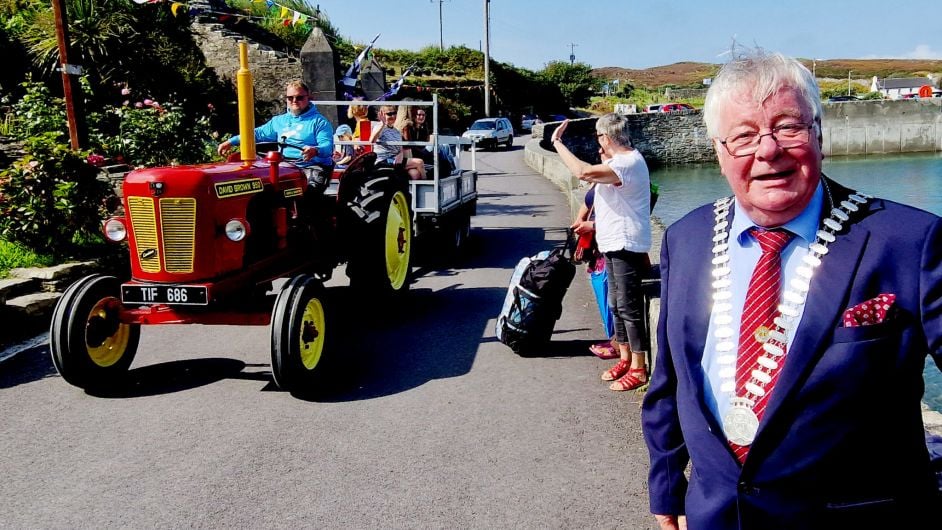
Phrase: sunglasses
[
  {"left": 285, "top": 95, "right": 308, "bottom": 101},
  {"left": 385, "top": 111, "right": 398, "bottom": 116}
]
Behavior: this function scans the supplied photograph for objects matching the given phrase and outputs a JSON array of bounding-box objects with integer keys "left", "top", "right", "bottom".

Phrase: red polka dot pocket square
[{"left": 841, "top": 293, "right": 897, "bottom": 327}]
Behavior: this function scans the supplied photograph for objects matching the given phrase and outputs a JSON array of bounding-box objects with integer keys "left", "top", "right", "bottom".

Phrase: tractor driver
[{"left": 217, "top": 80, "right": 334, "bottom": 192}]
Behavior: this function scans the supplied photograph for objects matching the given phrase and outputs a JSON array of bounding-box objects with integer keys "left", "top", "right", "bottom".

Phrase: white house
[{"left": 870, "top": 75, "right": 937, "bottom": 99}]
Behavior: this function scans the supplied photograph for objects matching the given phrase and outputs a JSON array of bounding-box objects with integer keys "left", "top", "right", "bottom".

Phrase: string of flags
[
  {"left": 130, "top": 3, "right": 499, "bottom": 103},
  {"left": 137, "top": 0, "right": 321, "bottom": 27}
]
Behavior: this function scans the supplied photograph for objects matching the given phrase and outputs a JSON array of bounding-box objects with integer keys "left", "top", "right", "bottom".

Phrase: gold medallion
[{"left": 754, "top": 325, "right": 771, "bottom": 343}]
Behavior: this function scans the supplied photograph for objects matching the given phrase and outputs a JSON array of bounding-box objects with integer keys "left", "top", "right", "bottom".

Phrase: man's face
[
  {"left": 285, "top": 87, "right": 309, "bottom": 116},
  {"left": 714, "top": 87, "right": 822, "bottom": 227}
]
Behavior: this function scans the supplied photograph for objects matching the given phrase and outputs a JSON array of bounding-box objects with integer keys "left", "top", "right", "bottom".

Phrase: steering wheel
[{"left": 255, "top": 138, "right": 307, "bottom": 161}]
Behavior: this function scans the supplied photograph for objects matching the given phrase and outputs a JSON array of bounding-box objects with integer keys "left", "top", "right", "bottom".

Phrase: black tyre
[
  {"left": 49, "top": 274, "right": 140, "bottom": 389},
  {"left": 504, "top": 135, "right": 514, "bottom": 149},
  {"left": 449, "top": 211, "right": 472, "bottom": 255},
  {"left": 271, "top": 275, "right": 332, "bottom": 392},
  {"left": 346, "top": 173, "right": 413, "bottom": 296}
]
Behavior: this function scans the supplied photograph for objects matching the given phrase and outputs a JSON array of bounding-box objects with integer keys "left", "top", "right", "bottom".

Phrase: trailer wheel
[
  {"left": 348, "top": 181, "right": 413, "bottom": 296},
  {"left": 271, "top": 275, "right": 332, "bottom": 392},
  {"left": 49, "top": 274, "right": 139, "bottom": 389},
  {"left": 452, "top": 211, "right": 472, "bottom": 252}
]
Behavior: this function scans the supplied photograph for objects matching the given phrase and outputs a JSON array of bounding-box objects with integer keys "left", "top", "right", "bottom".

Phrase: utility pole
[
  {"left": 848, "top": 70, "right": 853, "bottom": 96},
  {"left": 432, "top": 0, "right": 445, "bottom": 51},
  {"left": 51, "top": 0, "right": 85, "bottom": 150},
  {"left": 569, "top": 42, "right": 579, "bottom": 65},
  {"left": 483, "top": 0, "right": 490, "bottom": 117}
]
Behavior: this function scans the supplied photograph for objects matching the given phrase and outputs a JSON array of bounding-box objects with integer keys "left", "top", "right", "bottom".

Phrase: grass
[{"left": 0, "top": 240, "right": 54, "bottom": 278}]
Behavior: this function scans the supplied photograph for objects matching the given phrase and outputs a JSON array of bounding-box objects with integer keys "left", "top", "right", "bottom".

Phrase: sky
[{"left": 312, "top": 0, "right": 942, "bottom": 71}]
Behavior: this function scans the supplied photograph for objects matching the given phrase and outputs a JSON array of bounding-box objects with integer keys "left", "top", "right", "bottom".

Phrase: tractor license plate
[{"left": 121, "top": 284, "right": 208, "bottom": 306}]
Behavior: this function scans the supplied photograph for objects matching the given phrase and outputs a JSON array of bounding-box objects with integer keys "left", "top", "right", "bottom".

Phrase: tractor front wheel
[
  {"left": 49, "top": 274, "right": 140, "bottom": 389},
  {"left": 271, "top": 275, "right": 332, "bottom": 392}
]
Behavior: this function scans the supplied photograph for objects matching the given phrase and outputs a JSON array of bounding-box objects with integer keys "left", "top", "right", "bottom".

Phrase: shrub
[
  {"left": 93, "top": 99, "right": 216, "bottom": 167},
  {"left": 0, "top": 133, "right": 113, "bottom": 256}
]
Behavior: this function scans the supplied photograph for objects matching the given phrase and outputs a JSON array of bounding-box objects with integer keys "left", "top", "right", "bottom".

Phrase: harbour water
[{"left": 650, "top": 152, "right": 942, "bottom": 412}]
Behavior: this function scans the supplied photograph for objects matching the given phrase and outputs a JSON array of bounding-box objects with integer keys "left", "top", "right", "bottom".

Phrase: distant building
[{"left": 870, "top": 75, "right": 937, "bottom": 99}]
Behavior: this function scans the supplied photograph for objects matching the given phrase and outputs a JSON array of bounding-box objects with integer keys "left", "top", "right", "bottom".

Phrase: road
[{"left": 0, "top": 137, "right": 656, "bottom": 529}]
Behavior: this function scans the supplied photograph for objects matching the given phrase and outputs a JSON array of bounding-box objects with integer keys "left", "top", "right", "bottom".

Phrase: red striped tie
[{"left": 730, "top": 228, "right": 793, "bottom": 463}]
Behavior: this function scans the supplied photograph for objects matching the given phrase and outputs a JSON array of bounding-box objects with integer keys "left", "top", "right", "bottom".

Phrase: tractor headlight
[
  {"left": 103, "top": 218, "right": 127, "bottom": 242},
  {"left": 225, "top": 219, "right": 249, "bottom": 241}
]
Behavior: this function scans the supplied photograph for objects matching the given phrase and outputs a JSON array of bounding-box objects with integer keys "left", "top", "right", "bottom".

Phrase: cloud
[
  {"left": 901, "top": 45, "right": 942, "bottom": 60},
  {"left": 859, "top": 45, "right": 942, "bottom": 60}
]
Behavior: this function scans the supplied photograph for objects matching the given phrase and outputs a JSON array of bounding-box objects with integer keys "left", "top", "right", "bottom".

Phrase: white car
[
  {"left": 520, "top": 114, "right": 543, "bottom": 132},
  {"left": 462, "top": 117, "right": 514, "bottom": 150}
]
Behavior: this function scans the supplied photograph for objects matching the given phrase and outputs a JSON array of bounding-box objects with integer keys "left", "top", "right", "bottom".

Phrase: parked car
[
  {"left": 900, "top": 93, "right": 919, "bottom": 100},
  {"left": 660, "top": 103, "right": 695, "bottom": 112},
  {"left": 461, "top": 117, "right": 514, "bottom": 150},
  {"left": 828, "top": 95, "right": 860, "bottom": 102},
  {"left": 643, "top": 104, "right": 663, "bottom": 113},
  {"left": 520, "top": 114, "right": 542, "bottom": 132}
]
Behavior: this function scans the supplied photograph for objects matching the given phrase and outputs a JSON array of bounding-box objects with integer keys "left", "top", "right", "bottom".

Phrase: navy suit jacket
[{"left": 642, "top": 178, "right": 942, "bottom": 529}]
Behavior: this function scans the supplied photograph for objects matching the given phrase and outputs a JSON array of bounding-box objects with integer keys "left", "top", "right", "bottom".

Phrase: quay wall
[
  {"left": 534, "top": 99, "right": 942, "bottom": 166},
  {"left": 823, "top": 98, "right": 942, "bottom": 156}
]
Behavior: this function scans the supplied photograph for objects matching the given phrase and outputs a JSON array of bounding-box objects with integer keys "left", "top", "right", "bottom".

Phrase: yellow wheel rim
[
  {"left": 299, "top": 296, "right": 326, "bottom": 370},
  {"left": 385, "top": 191, "right": 412, "bottom": 290},
  {"left": 85, "top": 298, "right": 131, "bottom": 368}
]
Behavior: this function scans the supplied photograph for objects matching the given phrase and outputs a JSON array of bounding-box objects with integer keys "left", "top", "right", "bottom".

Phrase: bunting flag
[
  {"left": 341, "top": 34, "right": 380, "bottom": 88},
  {"left": 377, "top": 64, "right": 416, "bottom": 101},
  {"left": 165, "top": 1, "right": 318, "bottom": 27}
]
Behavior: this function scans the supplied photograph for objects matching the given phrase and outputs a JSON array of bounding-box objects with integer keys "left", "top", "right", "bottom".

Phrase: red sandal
[
  {"left": 589, "top": 341, "right": 619, "bottom": 359},
  {"left": 601, "top": 359, "right": 631, "bottom": 381},
  {"left": 609, "top": 367, "right": 648, "bottom": 391}
]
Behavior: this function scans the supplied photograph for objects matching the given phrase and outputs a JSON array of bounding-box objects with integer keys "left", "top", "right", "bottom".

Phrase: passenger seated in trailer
[
  {"left": 369, "top": 104, "right": 426, "bottom": 180},
  {"left": 332, "top": 124, "right": 355, "bottom": 167}
]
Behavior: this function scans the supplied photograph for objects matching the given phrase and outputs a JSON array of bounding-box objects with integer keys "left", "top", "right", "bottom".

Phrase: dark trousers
[{"left": 604, "top": 249, "right": 648, "bottom": 352}]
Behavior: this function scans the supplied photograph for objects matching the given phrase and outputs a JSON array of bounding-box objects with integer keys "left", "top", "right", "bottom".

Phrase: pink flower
[
  {"left": 143, "top": 99, "right": 154, "bottom": 106},
  {"left": 207, "top": 103, "right": 215, "bottom": 111},
  {"left": 121, "top": 87, "right": 130, "bottom": 96},
  {"left": 122, "top": 100, "right": 130, "bottom": 106},
  {"left": 135, "top": 102, "right": 143, "bottom": 108},
  {"left": 86, "top": 154, "right": 106, "bottom": 167}
]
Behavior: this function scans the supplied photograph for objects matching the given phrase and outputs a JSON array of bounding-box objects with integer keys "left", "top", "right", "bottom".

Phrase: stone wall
[
  {"left": 191, "top": 22, "right": 302, "bottom": 120},
  {"left": 533, "top": 111, "right": 715, "bottom": 167},
  {"left": 664, "top": 87, "right": 708, "bottom": 100}
]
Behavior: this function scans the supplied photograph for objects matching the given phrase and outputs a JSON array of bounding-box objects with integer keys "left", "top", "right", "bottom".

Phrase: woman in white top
[{"left": 554, "top": 114, "right": 652, "bottom": 391}]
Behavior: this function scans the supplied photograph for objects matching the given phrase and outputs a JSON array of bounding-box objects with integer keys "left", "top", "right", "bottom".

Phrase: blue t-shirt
[{"left": 230, "top": 104, "right": 334, "bottom": 166}]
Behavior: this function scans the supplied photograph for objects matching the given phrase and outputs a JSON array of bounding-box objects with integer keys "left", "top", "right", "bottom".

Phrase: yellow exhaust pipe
[{"left": 237, "top": 42, "right": 256, "bottom": 165}]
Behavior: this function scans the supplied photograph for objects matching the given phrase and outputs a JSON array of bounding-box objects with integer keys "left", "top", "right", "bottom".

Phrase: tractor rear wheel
[
  {"left": 49, "top": 274, "right": 140, "bottom": 389},
  {"left": 346, "top": 172, "right": 413, "bottom": 296},
  {"left": 271, "top": 275, "right": 332, "bottom": 392}
]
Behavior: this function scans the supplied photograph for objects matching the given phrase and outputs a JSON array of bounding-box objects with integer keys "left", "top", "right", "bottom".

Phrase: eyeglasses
[
  {"left": 285, "top": 95, "right": 308, "bottom": 102},
  {"left": 718, "top": 123, "right": 814, "bottom": 157},
  {"left": 385, "top": 111, "right": 398, "bottom": 116}
]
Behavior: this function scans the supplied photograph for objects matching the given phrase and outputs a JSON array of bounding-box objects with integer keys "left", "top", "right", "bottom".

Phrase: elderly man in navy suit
[{"left": 641, "top": 49, "right": 942, "bottom": 530}]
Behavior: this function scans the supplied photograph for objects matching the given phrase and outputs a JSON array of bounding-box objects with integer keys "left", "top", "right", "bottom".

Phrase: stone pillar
[
  {"left": 360, "top": 58, "right": 387, "bottom": 101},
  {"left": 300, "top": 27, "right": 338, "bottom": 125}
]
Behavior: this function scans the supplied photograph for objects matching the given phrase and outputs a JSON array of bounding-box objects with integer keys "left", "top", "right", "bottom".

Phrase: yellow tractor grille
[
  {"left": 127, "top": 197, "right": 161, "bottom": 273},
  {"left": 159, "top": 198, "right": 196, "bottom": 273}
]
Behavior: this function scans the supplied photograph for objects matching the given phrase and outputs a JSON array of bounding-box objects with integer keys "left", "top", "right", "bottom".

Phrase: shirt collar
[{"left": 731, "top": 180, "right": 824, "bottom": 245}]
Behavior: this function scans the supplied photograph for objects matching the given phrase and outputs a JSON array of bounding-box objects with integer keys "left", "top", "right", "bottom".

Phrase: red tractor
[{"left": 48, "top": 140, "right": 414, "bottom": 392}]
